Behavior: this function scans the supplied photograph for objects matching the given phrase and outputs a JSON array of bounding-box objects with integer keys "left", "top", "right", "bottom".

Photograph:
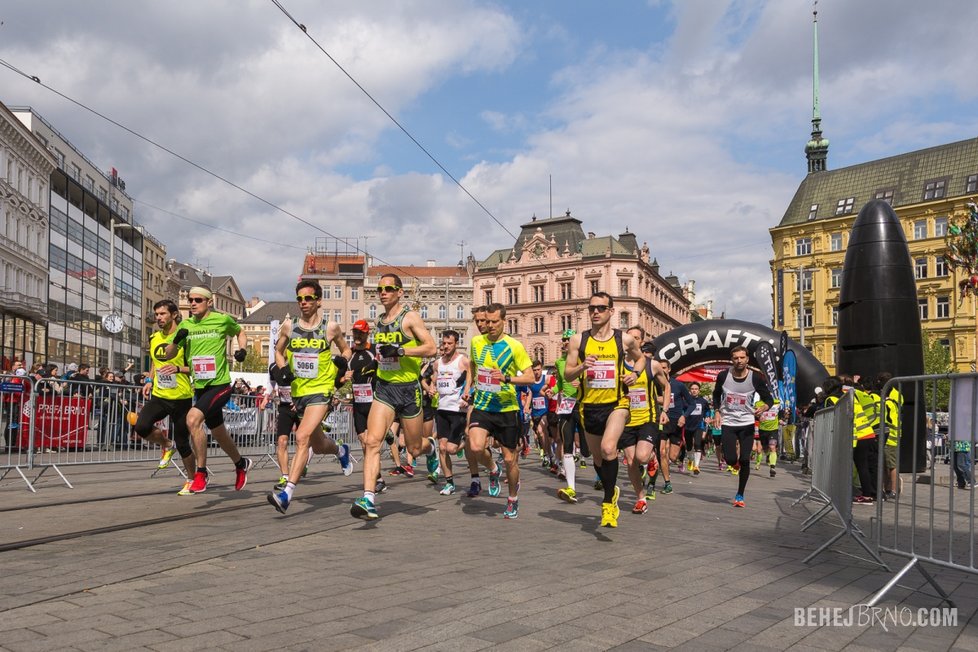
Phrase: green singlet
[
  {"left": 373, "top": 306, "right": 421, "bottom": 383},
  {"left": 183, "top": 311, "right": 241, "bottom": 388}
]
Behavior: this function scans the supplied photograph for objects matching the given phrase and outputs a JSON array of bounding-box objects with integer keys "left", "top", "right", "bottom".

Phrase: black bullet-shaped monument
[{"left": 837, "top": 199, "right": 926, "bottom": 472}]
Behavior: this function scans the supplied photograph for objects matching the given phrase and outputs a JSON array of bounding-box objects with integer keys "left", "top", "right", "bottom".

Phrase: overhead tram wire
[
  {"left": 269, "top": 0, "right": 592, "bottom": 302},
  {"left": 0, "top": 56, "right": 429, "bottom": 292}
]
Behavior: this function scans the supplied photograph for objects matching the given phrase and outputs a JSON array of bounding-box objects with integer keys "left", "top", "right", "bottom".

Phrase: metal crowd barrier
[
  {"left": 870, "top": 373, "right": 978, "bottom": 608},
  {"left": 795, "top": 391, "right": 888, "bottom": 568}
]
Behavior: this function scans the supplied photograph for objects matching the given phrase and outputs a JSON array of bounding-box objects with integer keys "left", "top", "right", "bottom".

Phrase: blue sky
[{"left": 3, "top": 0, "right": 978, "bottom": 323}]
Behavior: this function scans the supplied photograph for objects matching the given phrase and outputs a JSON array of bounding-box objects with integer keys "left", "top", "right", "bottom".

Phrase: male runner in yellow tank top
[
  {"left": 564, "top": 292, "right": 646, "bottom": 528},
  {"left": 352, "top": 274, "right": 438, "bottom": 519}
]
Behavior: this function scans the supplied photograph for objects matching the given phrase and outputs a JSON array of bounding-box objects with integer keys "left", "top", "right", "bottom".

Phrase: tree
[
  {"left": 921, "top": 331, "right": 952, "bottom": 410},
  {"left": 236, "top": 347, "right": 271, "bottom": 373}
]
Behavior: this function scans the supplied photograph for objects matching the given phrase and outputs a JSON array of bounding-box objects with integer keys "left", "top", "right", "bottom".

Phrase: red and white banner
[
  {"left": 20, "top": 396, "right": 91, "bottom": 449},
  {"left": 675, "top": 364, "right": 729, "bottom": 384}
]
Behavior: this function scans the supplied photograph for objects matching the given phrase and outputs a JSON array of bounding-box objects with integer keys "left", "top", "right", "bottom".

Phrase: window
[
  {"left": 560, "top": 315, "right": 573, "bottom": 331},
  {"left": 589, "top": 280, "right": 599, "bottom": 295},
  {"left": 484, "top": 290, "right": 493, "bottom": 305},
  {"left": 913, "top": 220, "right": 927, "bottom": 240},
  {"left": 507, "top": 319, "right": 519, "bottom": 335},
  {"left": 874, "top": 189, "right": 894, "bottom": 205},
  {"left": 967, "top": 174, "right": 978, "bottom": 193},
  {"left": 619, "top": 279, "right": 629, "bottom": 296},
  {"left": 936, "top": 296, "right": 950, "bottom": 319},
  {"left": 935, "top": 217, "right": 948, "bottom": 237},
  {"left": 322, "top": 286, "right": 331, "bottom": 300},
  {"left": 351, "top": 286, "right": 359, "bottom": 300},
  {"left": 350, "top": 310, "right": 359, "bottom": 323},
  {"left": 333, "top": 310, "right": 342, "bottom": 323},
  {"left": 533, "top": 285, "right": 544, "bottom": 302},
  {"left": 801, "top": 308, "right": 813, "bottom": 329},
  {"left": 69, "top": 163, "right": 81, "bottom": 181},
  {"left": 830, "top": 267, "right": 842, "bottom": 289},
  {"left": 831, "top": 306, "right": 838, "bottom": 326},
  {"left": 924, "top": 179, "right": 946, "bottom": 201},
  {"left": 829, "top": 233, "right": 843, "bottom": 252},
  {"left": 939, "top": 338, "right": 951, "bottom": 351},
  {"left": 533, "top": 316, "right": 545, "bottom": 334},
  {"left": 507, "top": 287, "right": 519, "bottom": 304},
  {"left": 918, "top": 298, "right": 929, "bottom": 320},
  {"left": 935, "top": 256, "right": 948, "bottom": 277},
  {"left": 835, "top": 197, "right": 855, "bottom": 215},
  {"left": 97, "top": 186, "right": 107, "bottom": 203},
  {"left": 619, "top": 312, "right": 630, "bottom": 328},
  {"left": 560, "top": 282, "right": 572, "bottom": 301},
  {"left": 438, "top": 304, "right": 447, "bottom": 320},
  {"left": 334, "top": 285, "right": 342, "bottom": 300},
  {"left": 796, "top": 269, "right": 813, "bottom": 292},
  {"left": 84, "top": 175, "right": 95, "bottom": 191},
  {"left": 456, "top": 304, "right": 465, "bottom": 320},
  {"left": 808, "top": 204, "right": 818, "bottom": 220},
  {"left": 795, "top": 238, "right": 812, "bottom": 256},
  {"left": 914, "top": 258, "right": 928, "bottom": 279},
  {"left": 420, "top": 305, "right": 428, "bottom": 319},
  {"left": 368, "top": 304, "right": 377, "bottom": 319},
  {"left": 533, "top": 345, "right": 545, "bottom": 363}
]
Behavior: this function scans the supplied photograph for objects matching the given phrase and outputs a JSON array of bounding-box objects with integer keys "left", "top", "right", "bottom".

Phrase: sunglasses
[
  {"left": 587, "top": 305, "right": 610, "bottom": 313},
  {"left": 377, "top": 285, "right": 401, "bottom": 293},
  {"left": 296, "top": 295, "right": 319, "bottom": 303},
  {"left": 188, "top": 297, "right": 208, "bottom": 304}
]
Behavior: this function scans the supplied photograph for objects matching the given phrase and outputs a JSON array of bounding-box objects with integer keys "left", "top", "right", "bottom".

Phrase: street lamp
[{"left": 104, "top": 218, "right": 142, "bottom": 371}]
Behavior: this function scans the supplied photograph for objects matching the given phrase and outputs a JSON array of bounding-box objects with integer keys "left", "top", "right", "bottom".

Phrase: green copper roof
[{"left": 778, "top": 137, "right": 978, "bottom": 227}]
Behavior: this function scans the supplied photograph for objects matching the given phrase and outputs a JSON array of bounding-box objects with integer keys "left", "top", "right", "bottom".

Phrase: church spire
[{"left": 805, "top": 2, "right": 829, "bottom": 173}]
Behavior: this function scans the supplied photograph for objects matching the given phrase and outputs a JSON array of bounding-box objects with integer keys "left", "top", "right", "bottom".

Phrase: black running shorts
[
  {"left": 580, "top": 401, "right": 628, "bottom": 436},
  {"left": 276, "top": 402, "right": 299, "bottom": 437},
  {"left": 374, "top": 380, "right": 422, "bottom": 419},
  {"left": 435, "top": 409, "right": 466, "bottom": 445},
  {"left": 193, "top": 384, "right": 232, "bottom": 429},
  {"left": 469, "top": 409, "right": 520, "bottom": 450},
  {"left": 293, "top": 393, "right": 331, "bottom": 419},
  {"left": 618, "top": 421, "right": 656, "bottom": 449},
  {"left": 353, "top": 402, "right": 371, "bottom": 435}
]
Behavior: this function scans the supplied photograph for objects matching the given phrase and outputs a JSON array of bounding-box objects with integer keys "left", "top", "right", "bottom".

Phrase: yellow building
[{"left": 770, "top": 138, "right": 978, "bottom": 374}]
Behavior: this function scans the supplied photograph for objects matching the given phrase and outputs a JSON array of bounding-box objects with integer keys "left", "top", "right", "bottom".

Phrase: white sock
[
  {"left": 694, "top": 451, "right": 702, "bottom": 468},
  {"left": 284, "top": 482, "right": 295, "bottom": 499},
  {"left": 364, "top": 491, "right": 375, "bottom": 503},
  {"left": 563, "top": 454, "right": 576, "bottom": 490}
]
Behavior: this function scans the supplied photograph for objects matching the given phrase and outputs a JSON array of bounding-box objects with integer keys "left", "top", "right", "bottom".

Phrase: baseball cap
[{"left": 352, "top": 319, "right": 370, "bottom": 333}]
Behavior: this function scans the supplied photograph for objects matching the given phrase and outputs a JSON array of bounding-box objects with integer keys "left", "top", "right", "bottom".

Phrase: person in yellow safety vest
[
  {"left": 824, "top": 376, "right": 879, "bottom": 505},
  {"left": 874, "top": 371, "right": 902, "bottom": 500}
]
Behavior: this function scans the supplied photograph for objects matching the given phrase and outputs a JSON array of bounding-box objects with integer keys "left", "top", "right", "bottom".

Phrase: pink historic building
[{"left": 474, "top": 211, "right": 692, "bottom": 365}]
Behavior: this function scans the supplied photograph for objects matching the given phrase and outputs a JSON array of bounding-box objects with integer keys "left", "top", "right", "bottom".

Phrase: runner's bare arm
[
  {"left": 563, "top": 333, "right": 586, "bottom": 380},
  {"left": 328, "top": 322, "right": 351, "bottom": 360},
  {"left": 274, "top": 324, "right": 290, "bottom": 370},
  {"left": 402, "top": 311, "right": 437, "bottom": 358},
  {"left": 652, "top": 361, "right": 671, "bottom": 425}
]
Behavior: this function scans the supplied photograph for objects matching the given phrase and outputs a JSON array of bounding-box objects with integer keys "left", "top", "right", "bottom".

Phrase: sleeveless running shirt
[
  {"left": 434, "top": 354, "right": 467, "bottom": 412},
  {"left": 626, "top": 366, "right": 658, "bottom": 428},
  {"left": 718, "top": 370, "right": 758, "bottom": 427},
  {"left": 149, "top": 328, "right": 193, "bottom": 400},
  {"left": 373, "top": 306, "right": 421, "bottom": 383},
  {"left": 286, "top": 320, "right": 337, "bottom": 398},
  {"left": 580, "top": 330, "right": 626, "bottom": 405}
]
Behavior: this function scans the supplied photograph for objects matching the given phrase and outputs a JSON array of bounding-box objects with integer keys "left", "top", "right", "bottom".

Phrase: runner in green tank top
[
  {"left": 352, "top": 273, "right": 438, "bottom": 520},
  {"left": 267, "top": 280, "right": 354, "bottom": 514}
]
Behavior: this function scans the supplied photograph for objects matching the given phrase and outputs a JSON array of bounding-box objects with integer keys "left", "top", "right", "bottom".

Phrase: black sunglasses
[
  {"left": 188, "top": 297, "right": 208, "bottom": 304},
  {"left": 587, "top": 305, "right": 610, "bottom": 313}
]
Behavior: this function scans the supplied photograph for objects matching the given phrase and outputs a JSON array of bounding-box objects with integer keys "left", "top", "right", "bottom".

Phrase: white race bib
[
  {"left": 156, "top": 372, "right": 177, "bottom": 389},
  {"left": 353, "top": 383, "right": 373, "bottom": 403},
  {"left": 377, "top": 353, "right": 399, "bottom": 372},
  {"left": 192, "top": 356, "right": 217, "bottom": 380},
  {"left": 629, "top": 387, "right": 648, "bottom": 410},
  {"left": 691, "top": 403, "right": 703, "bottom": 416},
  {"left": 587, "top": 360, "right": 616, "bottom": 389},
  {"left": 532, "top": 396, "right": 546, "bottom": 410},
  {"left": 725, "top": 392, "right": 750, "bottom": 408},
  {"left": 477, "top": 367, "right": 501, "bottom": 393},
  {"left": 292, "top": 352, "right": 319, "bottom": 379},
  {"left": 436, "top": 371, "right": 456, "bottom": 394},
  {"left": 557, "top": 396, "right": 576, "bottom": 415}
]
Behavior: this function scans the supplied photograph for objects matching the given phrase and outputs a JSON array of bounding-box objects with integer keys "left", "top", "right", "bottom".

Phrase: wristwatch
[
  {"left": 504, "top": 374, "right": 511, "bottom": 384},
  {"left": 396, "top": 346, "right": 405, "bottom": 357}
]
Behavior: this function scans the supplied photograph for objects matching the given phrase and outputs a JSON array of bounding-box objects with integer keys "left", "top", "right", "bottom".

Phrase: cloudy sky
[{"left": 3, "top": 0, "right": 977, "bottom": 324}]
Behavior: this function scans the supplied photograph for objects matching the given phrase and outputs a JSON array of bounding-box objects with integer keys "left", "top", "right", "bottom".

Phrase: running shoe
[
  {"left": 267, "top": 490, "right": 290, "bottom": 514},
  {"left": 645, "top": 488, "right": 656, "bottom": 501},
  {"left": 274, "top": 475, "right": 288, "bottom": 490},
  {"left": 503, "top": 498, "right": 519, "bottom": 519},
  {"left": 693, "top": 465, "right": 700, "bottom": 476},
  {"left": 467, "top": 479, "right": 482, "bottom": 497},
  {"left": 402, "top": 464, "right": 415, "bottom": 478},
  {"left": 488, "top": 468, "right": 501, "bottom": 497},
  {"left": 549, "top": 462, "right": 559, "bottom": 475},
  {"left": 234, "top": 457, "right": 253, "bottom": 491},
  {"left": 610, "top": 485, "right": 620, "bottom": 519},
  {"left": 730, "top": 463, "right": 740, "bottom": 476},
  {"left": 351, "top": 496, "right": 378, "bottom": 520},
  {"left": 769, "top": 467, "right": 776, "bottom": 478},
  {"left": 157, "top": 446, "right": 175, "bottom": 469},
  {"left": 521, "top": 443, "right": 530, "bottom": 458},
  {"left": 733, "top": 494, "right": 745, "bottom": 508},
  {"left": 384, "top": 431, "right": 395, "bottom": 445},
  {"left": 632, "top": 499, "right": 648, "bottom": 514},
  {"left": 388, "top": 466, "right": 404, "bottom": 476},
  {"left": 599, "top": 502, "right": 618, "bottom": 528},
  {"left": 456, "top": 448, "right": 465, "bottom": 459},
  {"left": 426, "top": 437, "right": 439, "bottom": 475},
  {"left": 754, "top": 460, "right": 761, "bottom": 470},
  {"left": 686, "top": 460, "right": 694, "bottom": 472},
  {"left": 579, "top": 458, "right": 587, "bottom": 469},
  {"left": 854, "top": 495, "right": 875, "bottom": 505},
  {"left": 439, "top": 481, "right": 456, "bottom": 496},
  {"left": 189, "top": 470, "right": 209, "bottom": 493},
  {"left": 661, "top": 481, "right": 673, "bottom": 495},
  {"left": 337, "top": 444, "right": 353, "bottom": 476},
  {"left": 376, "top": 478, "right": 389, "bottom": 493},
  {"left": 882, "top": 490, "right": 897, "bottom": 501},
  {"left": 557, "top": 487, "right": 578, "bottom": 504},
  {"left": 594, "top": 477, "right": 603, "bottom": 491},
  {"left": 177, "top": 481, "right": 193, "bottom": 496},
  {"left": 426, "top": 471, "right": 439, "bottom": 483}
]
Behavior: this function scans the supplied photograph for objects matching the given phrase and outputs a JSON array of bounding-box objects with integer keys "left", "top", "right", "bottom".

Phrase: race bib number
[
  {"left": 532, "top": 396, "right": 546, "bottom": 410},
  {"left": 629, "top": 387, "right": 648, "bottom": 410},
  {"left": 725, "top": 392, "right": 750, "bottom": 408},
  {"left": 191, "top": 356, "right": 216, "bottom": 380},
  {"left": 762, "top": 409, "right": 777, "bottom": 422},
  {"left": 669, "top": 395, "right": 675, "bottom": 409},
  {"left": 557, "top": 396, "right": 576, "bottom": 415},
  {"left": 353, "top": 383, "right": 373, "bottom": 403},
  {"left": 586, "top": 360, "right": 616, "bottom": 389},
  {"left": 292, "top": 352, "right": 319, "bottom": 379},
  {"left": 691, "top": 403, "right": 703, "bottom": 416},
  {"left": 477, "top": 367, "right": 500, "bottom": 393},
  {"left": 156, "top": 372, "right": 177, "bottom": 389},
  {"left": 436, "top": 371, "right": 456, "bottom": 394},
  {"left": 377, "top": 353, "right": 399, "bottom": 372}
]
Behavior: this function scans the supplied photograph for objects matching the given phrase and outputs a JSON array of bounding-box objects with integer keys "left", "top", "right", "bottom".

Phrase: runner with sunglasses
[
  {"left": 351, "top": 274, "right": 439, "bottom": 520},
  {"left": 267, "top": 281, "right": 354, "bottom": 514},
  {"left": 165, "top": 286, "right": 251, "bottom": 493}
]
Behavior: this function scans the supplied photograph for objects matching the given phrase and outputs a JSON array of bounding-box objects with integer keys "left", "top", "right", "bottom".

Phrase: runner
[
  {"left": 708, "top": 402, "right": 725, "bottom": 471},
  {"left": 165, "top": 286, "right": 252, "bottom": 493},
  {"left": 756, "top": 396, "right": 781, "bottom": 478},
  {"left": 267, "top": 281, "right": 354, "bottom": 514},
  {"left": 661, "top": 359, "right": 694, "bottom": 484},
  {"left": 472, "top": 305, "right": 489, "bottom": 336},
  {"left": 351, "top": 274, "right": 438, "bottom": 520},
  {"left": 712, "top": 346, "right": 773, "bottom": 507},
  {"left": 564, "top": 292, "right": 645, "bottom": 528},
  {"left": 685, "top": 382, "right": 711, "bottom": 476},
  {"left": 467, "top": 303, "right": 535, "bottom": 518},
  {"left": 554, "top": 330, "right": 586, "bottom": 503},
  {"left": 260, "top": 363, "right": 298, "bottom": 490},
  {"left": 420, "top": 358, "right": 438, "bottom": 480},
  {"left": 133, "top": 299, "right": 196, "bottom": 493},
  {"left": 348, "top": 320, "right": 387, "bottom": 494},
  {"left": 527, "top": 361, "right": 549, "bottom": 462},
  {"left": 432, "top": 330, "right": 469, "bottom": 496},
  {"left": 621, "top": 326, "right": 670, "bottom": 514}
]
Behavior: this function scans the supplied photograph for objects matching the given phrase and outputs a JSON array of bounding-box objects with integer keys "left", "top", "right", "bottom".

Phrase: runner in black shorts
[
  {"left": 431, "top": 330, "right": 469, "bottom": 494},
  {"left": 348, "top": 320, "right": 385, "bottom": 492}
]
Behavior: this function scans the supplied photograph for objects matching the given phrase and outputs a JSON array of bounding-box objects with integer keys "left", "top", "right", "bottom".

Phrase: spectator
[
  {"left": 1, "top": 360, "right": 28, "bottom": 451},
  {"left": 97, "top": 370, "right": 127, "bottom": 449}
]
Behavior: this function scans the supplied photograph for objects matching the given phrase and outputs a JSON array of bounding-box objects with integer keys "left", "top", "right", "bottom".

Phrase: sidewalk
[{"left": 0, "top": 455, "right": 975, "bottom": 651}]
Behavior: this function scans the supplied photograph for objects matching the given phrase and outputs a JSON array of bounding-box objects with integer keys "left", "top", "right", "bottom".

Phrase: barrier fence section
[
  {"left": 0, "top": 373, "right": 32, "bottom": 488},
  {"left": 871, "top": 374, "right": 978, "bottom": 608},
  {"left": 796, "top": 391, "right": 888, "bottom": 568}
]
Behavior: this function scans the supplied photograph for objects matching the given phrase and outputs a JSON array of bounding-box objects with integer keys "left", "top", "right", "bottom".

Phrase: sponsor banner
[{"left": 20, "top": 396, "right": 91, "bottom": 449}]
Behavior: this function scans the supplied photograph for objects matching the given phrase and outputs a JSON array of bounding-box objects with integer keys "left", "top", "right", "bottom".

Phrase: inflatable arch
[{"left": 653, "top": 319, "right": 828, "bottom": 406}]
